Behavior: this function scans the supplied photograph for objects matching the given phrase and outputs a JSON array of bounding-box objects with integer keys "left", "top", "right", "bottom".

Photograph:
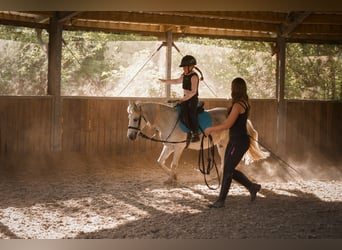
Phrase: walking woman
[{"left": 205, "top": 77, "right": 261, "bottom": 208}]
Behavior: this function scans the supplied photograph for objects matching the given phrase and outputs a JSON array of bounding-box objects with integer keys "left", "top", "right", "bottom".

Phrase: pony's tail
[{"left": 194, "top": 66, "right": 204, "bottom": 81}]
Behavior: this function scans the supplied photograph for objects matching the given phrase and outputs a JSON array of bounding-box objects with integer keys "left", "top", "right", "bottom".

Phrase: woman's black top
[{"left": 229, "top": 101, "right": 249, "bottom": 138}]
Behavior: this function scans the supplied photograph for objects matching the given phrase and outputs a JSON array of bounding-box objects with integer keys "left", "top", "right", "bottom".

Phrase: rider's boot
[
  {"left": 191, "top": 131, "right": 200, "bottom": 142},
  {"left": 233, "top": 170, "right": 261, "bottom": 202},
  {"left": 187, "top": 132, "right": 192, "bottom": 140},
  {"left": 208, "top": 175, "right": 232, "bottom": 208}
]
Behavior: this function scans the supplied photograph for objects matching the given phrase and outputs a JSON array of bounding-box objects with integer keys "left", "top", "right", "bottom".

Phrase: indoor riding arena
[{"left": 0, "top": 11, "right": 341, "bottom": 240}]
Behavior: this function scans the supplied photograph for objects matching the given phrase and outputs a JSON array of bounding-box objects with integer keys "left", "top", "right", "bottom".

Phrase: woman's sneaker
[
  {"left": 208, "top": 200, "right": 225, "bottom": 208},
  {"left": 249, "top": 183, "right": 261, "bottom": 202}
]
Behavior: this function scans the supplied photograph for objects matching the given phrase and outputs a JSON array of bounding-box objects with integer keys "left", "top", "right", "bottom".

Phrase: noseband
[{"left": 127, "top": 109, "right": 143, "bottom": 132}]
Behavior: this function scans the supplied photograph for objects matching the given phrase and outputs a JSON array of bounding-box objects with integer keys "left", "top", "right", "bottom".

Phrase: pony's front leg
[
  {"left": 157, "top": 144, "right": 176, "bottom": 183},
  {"left": 167, "top": 144, "right": 186, "bottom": 184}
]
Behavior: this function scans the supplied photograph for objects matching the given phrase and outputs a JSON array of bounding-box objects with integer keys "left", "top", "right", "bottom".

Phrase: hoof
[{"left": 164, "top": 176, "right": 177, "bottom": 185}]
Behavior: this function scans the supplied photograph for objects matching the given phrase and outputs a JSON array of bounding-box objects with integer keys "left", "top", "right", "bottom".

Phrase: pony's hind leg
[
  {"left": 216, "top": 142, "right": 226, "bottom": 181},
  {"left": 157, "top": 144, "right": 176, "bottom": 183}
]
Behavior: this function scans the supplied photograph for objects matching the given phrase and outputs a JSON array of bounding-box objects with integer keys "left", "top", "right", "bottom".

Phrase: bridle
[
  {"left": 127, "top": 106, "right": 188, "bottom": 144},
  {"left": 127, "top": 108, "right": 143, "bottom": 133}
]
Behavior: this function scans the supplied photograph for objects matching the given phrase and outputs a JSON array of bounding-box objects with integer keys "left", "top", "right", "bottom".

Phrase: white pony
[{"left": 127, "top": 101, "right": 268, "bottom": 184}]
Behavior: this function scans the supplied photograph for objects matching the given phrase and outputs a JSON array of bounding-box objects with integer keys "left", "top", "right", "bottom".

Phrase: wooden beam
[
  {"left": 64, "top": 19, "right": 278, "bottom": 40},
  {"left": 57, "top": 11, "right": 82, "bottom": 23},
  {"left": 0, "top": 19, "right": 48, "bottom": 29},
  {"left": 280, "top": 11, "right": 312, "bottom": 37},
  {"left": 304, "top": 12, "right": 342, "bottom": 25},
  {"left": 0, "top": 12, "right": 49, "bottom": 29},
  {"left": 165, "top": 30, "right": 173, "bottom": 98},
  {"left": 139, "top": 11, "right": 287, "bottom": 23},
  {"left": 48, "top": 13, "right": 63, "bottom": 152},
  {"left": 275, "top": 37, "right": 286, "bottom": 154},
  {"left": 76, "top": 11, "right": 279, "bottom": 33},
  {"left": 286, "top": 34, "right": 342, "bottom": 43},
  {"left": 290, "top": 23, "right": 342, "bottom": 34},
  {"left": 1, "top": 11, "right": 342, "bottom": 44}
]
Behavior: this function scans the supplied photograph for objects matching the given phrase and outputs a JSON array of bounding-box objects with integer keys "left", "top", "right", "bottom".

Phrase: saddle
[{"left": 175, "top": 101, "right": 212, "bottom": 133}]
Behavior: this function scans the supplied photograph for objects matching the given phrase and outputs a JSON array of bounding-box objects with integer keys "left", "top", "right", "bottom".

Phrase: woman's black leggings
[
  {"left": 223, "top": 135, "right": 250, "bottom": 176},
  {"left": 217, "top": 135, "right": 253, "bottom": 201}
]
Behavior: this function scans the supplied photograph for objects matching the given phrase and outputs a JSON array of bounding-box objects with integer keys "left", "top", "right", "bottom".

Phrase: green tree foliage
[
  {"left": 61, "top": 31, "right": 157, "bottom": 96},
  {"left": 286, "top": 43, "right": 342, "bottom": 100},
  {"left": 178, "top": 37, "right": 276, "bottom": 98},
  {"left": 0, "top": 25, "right": 48, "bottom": 95},
  {"left": 0, "top": 25, "right": 340, "bottom": 100}
]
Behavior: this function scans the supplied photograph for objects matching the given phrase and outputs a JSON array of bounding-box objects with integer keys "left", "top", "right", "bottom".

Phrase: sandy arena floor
[{"left": 0, "top": 151, "right": 341, "bottom": 239}]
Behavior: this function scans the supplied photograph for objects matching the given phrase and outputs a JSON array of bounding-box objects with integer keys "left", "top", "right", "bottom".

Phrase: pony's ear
[
  {"left": 128, "top": 100, "right": 138, "bottom": 111},
  {"left": 128, "top": 100, "right": 136, "bottom": 107},
  {"left": 135, "top": 101, "right": 140, "bottom": 108},
  {"left": 128, "top": 100, "right": 136, "bottom": 113}
]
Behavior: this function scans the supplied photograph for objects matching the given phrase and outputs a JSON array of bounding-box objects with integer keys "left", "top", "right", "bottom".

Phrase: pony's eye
[{"left": 133, "top": 118, "right": 139, "bottom": 122}]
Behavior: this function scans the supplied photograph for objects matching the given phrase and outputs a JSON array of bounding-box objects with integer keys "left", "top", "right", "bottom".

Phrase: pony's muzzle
[
  {"left": 128, "top": 132, "right": 138, "bottom": 140},
  {"left": 127, "top": 126, "right": 140, "bottom": 140}
]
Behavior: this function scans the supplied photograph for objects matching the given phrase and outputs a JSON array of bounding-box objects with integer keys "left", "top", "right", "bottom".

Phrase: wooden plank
[
  {"left": 0, "top": 97, "right": 340, "bottom": 167},
  {"left": 0, "top": 97, "right": 51, "bottom": 154}
]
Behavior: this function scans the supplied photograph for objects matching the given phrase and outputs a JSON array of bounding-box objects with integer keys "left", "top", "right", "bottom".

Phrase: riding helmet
[{"left": 179, "top": 55, "right": 197, "bottom": 67}]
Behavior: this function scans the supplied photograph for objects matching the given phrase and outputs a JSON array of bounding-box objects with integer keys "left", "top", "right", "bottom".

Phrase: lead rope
[
  {"left": 248, "top": 135, "right": 304, "bottom": 181},
  {"left": 198, "top": 134, "right": 220, "bottom": 190}
]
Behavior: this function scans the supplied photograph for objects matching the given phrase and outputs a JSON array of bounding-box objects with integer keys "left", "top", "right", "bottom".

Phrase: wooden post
[
  {"left": 276, "top": 37, "right": 286, "bottom": 155},
  {"left": 165, "top": 29, "right": 173, "bottom": 98},
  {"left": 48, "top": 13, "right": 63, "bottom": 152}
]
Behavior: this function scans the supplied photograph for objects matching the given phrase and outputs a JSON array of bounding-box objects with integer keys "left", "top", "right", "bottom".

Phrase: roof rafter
[
  {"left": 0, "top": 11, "right": 341, "bottom": 43},
  {"left": 280, "top": 11, "right": 312, "bottom": 37}
]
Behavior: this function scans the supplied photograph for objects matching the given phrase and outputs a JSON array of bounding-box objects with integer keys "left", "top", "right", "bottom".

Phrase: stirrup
[{"left": 191, "top": 134, "right": 200, "bottom": 142}]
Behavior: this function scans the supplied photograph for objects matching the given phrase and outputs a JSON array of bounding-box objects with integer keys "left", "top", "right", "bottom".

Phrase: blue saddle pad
[{"left": 176, "top": 105, "right": 212, "bottom": 133}]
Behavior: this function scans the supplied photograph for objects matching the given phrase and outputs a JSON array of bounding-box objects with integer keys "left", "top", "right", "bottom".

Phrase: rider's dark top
[
  {"left": 229, "top": 100, "right": 249, "bottom": 139},
  {"left": 182, "top": 72, "right": 199, "bottom": 96}
]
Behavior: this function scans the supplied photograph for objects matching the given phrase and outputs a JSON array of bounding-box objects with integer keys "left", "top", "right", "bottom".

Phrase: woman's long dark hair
[
  {"left": 231, "top": 77, "right": 249, "bottom": 104},
  {"left": 227, "top": 77, "right": 250, "bottom": 116}
]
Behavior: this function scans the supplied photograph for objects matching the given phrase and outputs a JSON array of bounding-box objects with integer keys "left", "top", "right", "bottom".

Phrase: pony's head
[{"left": 127, "top": 101, "right": 145, "bottom": 140}]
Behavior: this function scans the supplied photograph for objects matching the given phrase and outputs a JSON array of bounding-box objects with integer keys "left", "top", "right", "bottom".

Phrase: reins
[
  {"left": 136, "top": 129, "right": 221, "bottom": 189},
  {"left": 138, "top": 131, "right": 188, "bottom": 144},
  {"left": 128, "top": 112, "right": 189, "bottom": 144},
  {"left": 198, "top": 134, "right": 221, "bottom": 190}
]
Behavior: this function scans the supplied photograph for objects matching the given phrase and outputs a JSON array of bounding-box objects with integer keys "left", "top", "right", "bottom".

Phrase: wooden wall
[
  {"left": 61, "top": 97, "right": 228, "bottom": 154},
  {"left": 284, "top": 100, "right": 342, "bottom": 162},
  {"left": 0, "top": 97, "right": 51, "bottom": 154},
  {"left": 0, "top": 96, "right": 341, "bottom": 164}
]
